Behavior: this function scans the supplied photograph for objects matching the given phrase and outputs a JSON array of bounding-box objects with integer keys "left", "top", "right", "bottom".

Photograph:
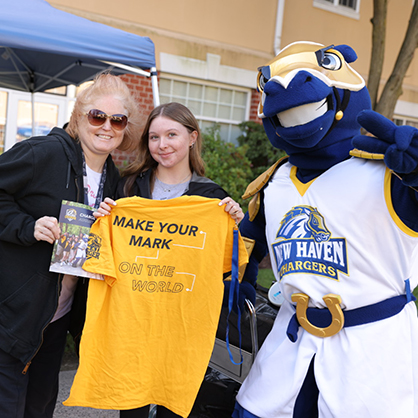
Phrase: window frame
[
  {"left": 159, "top": 74, "right": 252, "bottom": 143},
  {"left": 313, "top": 0, "right": 360, "bottom": 19},
  {"left": 393, "top": 116, "right": 418, "bottom": 129}
]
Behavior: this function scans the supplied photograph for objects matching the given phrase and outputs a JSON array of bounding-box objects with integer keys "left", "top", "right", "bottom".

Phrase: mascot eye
[
  {"left": 257, "top": 73, "right": 269, "bottom": 92},
  {"left": 321, "top": 53, "right": 342, "bottom": 71}
]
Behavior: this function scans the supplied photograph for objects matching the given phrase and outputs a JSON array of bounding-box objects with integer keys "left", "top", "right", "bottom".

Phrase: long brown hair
[
  {"left": 123, "top": 102, "right": 205, "bottom": 196},
  {"left": 66, "top": 72, "right": 141, "bottom": 152}
]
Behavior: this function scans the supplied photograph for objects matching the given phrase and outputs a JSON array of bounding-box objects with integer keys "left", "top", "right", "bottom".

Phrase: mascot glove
[
  {"left": 223, "top": 280, "right": 256, "bottom": 314},
  {"left": 353, "top": 110, "right": 418, "bottom": 177}
]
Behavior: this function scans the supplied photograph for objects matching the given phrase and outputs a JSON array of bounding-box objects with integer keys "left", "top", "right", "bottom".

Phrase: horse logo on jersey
[
  {"left": 272, "top": 205, "right": 348, "bottom": 281},
  {"left": 276, "top": 206, "right": 330, "bottom": 242}
]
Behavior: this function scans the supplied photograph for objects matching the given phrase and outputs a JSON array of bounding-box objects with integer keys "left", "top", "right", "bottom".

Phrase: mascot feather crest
[{"left": 231, "top": 41, "right": 418, "bottom": 418}]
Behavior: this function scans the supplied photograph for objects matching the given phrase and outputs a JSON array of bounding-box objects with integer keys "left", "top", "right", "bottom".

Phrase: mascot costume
[{"left": 231, "top": 41, "right": 418, "bottom": 418}]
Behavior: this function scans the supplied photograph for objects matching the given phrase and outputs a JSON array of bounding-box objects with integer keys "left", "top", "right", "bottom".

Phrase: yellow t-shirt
[{"left": 64, "top": 196, "right": 248, "bottom": 416}]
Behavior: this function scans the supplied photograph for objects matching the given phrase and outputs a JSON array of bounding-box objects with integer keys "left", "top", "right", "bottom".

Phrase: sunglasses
[{"left": 84, "top": 109, "right": 128, "bottom": 130}]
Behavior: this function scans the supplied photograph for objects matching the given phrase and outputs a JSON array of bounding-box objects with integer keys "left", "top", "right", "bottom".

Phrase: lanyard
[
  {"left": 226, "top": 227, "right": 243, "bottom": 365},
  {"left": 82, "top": 152, "right": 107, "bottom": 208}
]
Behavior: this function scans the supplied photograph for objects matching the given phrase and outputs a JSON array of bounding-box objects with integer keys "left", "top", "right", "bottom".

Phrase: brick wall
[
  {"left": 111, "top": 73, "right": 155, "bottom": 169},
  {"left": 249, "top": 89, "right": 262, "bottom": 123},
  {"left": 120, "top": 73, "right": 155, "bottom": 114}
]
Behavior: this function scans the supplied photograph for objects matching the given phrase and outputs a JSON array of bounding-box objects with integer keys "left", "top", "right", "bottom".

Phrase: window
[
  {"left": 15, "top": 101, "right": 58, "bottom": 142},
  {"left": 393, "top": 117, "right": 418, "bottom": 129},
  {"left": 323, "top": 0, "right": 357, "bottom": 9},
  {"left": 338, "top": 0, "right": 357, "bottom": 8},
  {"left": 159, "top": 78, "right": 250, "bottom": 144},
  {"left": 0, "top": 88, "right": 70, "bottom": 152},
  {"left": 45, "top": 86, "right": 67, "bottom": 96},
  {"left": 314, "top": 0, "right": 360, "bottom": 18}
]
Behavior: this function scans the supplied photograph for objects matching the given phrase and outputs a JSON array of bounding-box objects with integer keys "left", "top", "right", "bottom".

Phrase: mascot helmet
[
  {"left": 257, "top": 41, "right": 365, "bottom": 118},
  {"left": 255, "top": 41, "right": 371, "bottom": 167}
]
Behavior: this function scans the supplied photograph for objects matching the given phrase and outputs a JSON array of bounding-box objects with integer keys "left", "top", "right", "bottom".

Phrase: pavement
[{"left": 54, "top": 369, "right": 118, "bottom": 417}]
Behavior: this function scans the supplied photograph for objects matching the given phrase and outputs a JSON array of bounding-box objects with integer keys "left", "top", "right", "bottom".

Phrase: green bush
[
  {"left": 202, "top": 125, "right": 253, "bottom": 210},
  {"left": 202, "top": 122, "right": 286, "bottom": 211},
  {"left": 257, "top": 268, "right": 275, "bottom": 289},
  {"left": 237, "top": 121, "right": 286, "bottom": 178},
  {"left": 413, "top": 286, "right": 418, "bottom": 309}
]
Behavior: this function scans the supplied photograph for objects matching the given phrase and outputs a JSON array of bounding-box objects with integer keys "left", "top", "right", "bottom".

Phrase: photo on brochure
[{"left": 49, "top": 200, "right": 103, "bottom": 280}]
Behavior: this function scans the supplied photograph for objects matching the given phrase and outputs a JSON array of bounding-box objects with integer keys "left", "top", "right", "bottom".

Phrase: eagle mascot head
[{"left": 257, "top": 41, "right": 372, "bottom": 172}]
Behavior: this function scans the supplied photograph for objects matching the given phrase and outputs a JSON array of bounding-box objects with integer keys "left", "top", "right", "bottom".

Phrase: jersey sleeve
[{"left": 83, "top": 216, "right": 117, "bottom": 286}]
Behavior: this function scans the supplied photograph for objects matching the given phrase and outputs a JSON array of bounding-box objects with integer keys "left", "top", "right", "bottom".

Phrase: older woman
[{"left": 0, "top": 72, "right": 141, "bottom": 418}]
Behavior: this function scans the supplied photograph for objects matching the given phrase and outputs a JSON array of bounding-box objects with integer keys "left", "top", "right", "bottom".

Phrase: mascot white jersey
[{"left": 232, "top": 41, "right": 418, "bottom": 418}]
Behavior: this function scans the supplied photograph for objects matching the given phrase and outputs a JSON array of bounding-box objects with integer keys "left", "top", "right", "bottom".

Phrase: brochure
[{"left": 49, "top": 200, "right": 103, "bottom": 280}]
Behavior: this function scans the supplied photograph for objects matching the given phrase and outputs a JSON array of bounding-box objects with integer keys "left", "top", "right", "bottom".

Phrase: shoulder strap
[
  {"left": 242, "top": 156, "right": 288, "bottom": 221},
  {"left": 349, "top": 148, "right": 384, "bottom": 160}
]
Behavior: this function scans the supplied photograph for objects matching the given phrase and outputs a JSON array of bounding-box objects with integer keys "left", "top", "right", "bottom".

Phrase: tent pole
[
  {"left": 99, "top": 61, "right": 160, "bottom": 107},
  {"left": 150, "top": 67, "right": 160, "bottom": 108},
  {"left": 99, "top": 60, "right": 151, "bottom": 78}
]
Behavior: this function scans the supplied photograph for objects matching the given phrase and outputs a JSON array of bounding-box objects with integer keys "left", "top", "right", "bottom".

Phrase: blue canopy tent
[{"left": 0, "top": 0, "right": 159, "bottom": 137}]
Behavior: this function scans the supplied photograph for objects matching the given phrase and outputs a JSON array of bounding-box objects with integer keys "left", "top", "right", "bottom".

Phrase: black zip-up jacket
[
  {"left": 115, "top": 168, "right": 228, "bottom": 200},
  {"left": 0, "top": 127, "right": 120, "bottom": 365}
]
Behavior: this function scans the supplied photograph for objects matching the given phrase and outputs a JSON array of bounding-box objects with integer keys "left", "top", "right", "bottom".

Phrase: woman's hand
[
  {"left": 219, "top": 197, "right": 244, "bottom": 224},
  {"left": 34, "top": 216, "right": 61, "bottom": 244},
  {"left": 93, "top": 197, "right": 117, "bottom": 218}
]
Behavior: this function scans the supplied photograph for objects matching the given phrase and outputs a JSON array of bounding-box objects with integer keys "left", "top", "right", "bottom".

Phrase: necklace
[
  {"left": 155, "top": 172, "right": 191, "bottom": 192},
  {"left": 152, "top": 172, "right": 192, "bottom": 200}
]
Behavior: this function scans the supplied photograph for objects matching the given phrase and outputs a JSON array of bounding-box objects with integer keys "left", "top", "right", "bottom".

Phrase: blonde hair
[
  {"left": 123, "top": 102, "right": 205, "bottom": 196},
  {"left": 66, "top": 72, "right": 141, "bottom": 152}
]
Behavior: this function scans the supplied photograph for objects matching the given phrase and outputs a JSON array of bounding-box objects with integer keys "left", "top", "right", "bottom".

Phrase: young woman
[
  {"left": 98, "top": 102, "right": 243, "bottom": 221},
  {"left": 95, "top": 102, "right": 244, "bottom": 417},
  {"left": 0, "top": 72, "right": 141, "bottom": 418}
]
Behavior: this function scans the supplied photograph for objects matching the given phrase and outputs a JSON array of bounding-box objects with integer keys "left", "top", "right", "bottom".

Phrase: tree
[
  {"left": 367, "top": 0, "right": 418, "bottom": 118},
  {"left": 366, "top": 0, "right": 387, "bottom": 110}
]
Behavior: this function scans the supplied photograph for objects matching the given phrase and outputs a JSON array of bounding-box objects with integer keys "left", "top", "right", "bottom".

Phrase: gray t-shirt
[{"left": 152, "top": 177, "right": 190, "bottom": 200}]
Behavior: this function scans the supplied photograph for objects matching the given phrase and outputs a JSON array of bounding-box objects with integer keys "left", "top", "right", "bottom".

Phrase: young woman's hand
[
  {"left": 219, "top": 197, "right": 244, "bottom": 224},
  {"left": 93, "top": 197, "right": 117, "bottom": 218}
]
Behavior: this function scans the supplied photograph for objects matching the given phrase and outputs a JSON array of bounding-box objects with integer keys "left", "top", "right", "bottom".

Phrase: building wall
[
  {"left": 51, "top": 0, "right": 418, "bottom": 107},
  {"left": 51, "top": 0, "right": 270, "bottom": 165},
  {"left": 4, "top": 1, "right": 417, "bottom": 161},
  {"left": 51, "top": 0, "right": 276, "bottom": 70},
  {"left": 280, "top": 0, "right": 418, "bottom": 114},
  {"left": 48, "top": 0, "right": 418, "bottom": 165},
  {"left": 281, "top": 0, "right": 373, "bottom": 76}
]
